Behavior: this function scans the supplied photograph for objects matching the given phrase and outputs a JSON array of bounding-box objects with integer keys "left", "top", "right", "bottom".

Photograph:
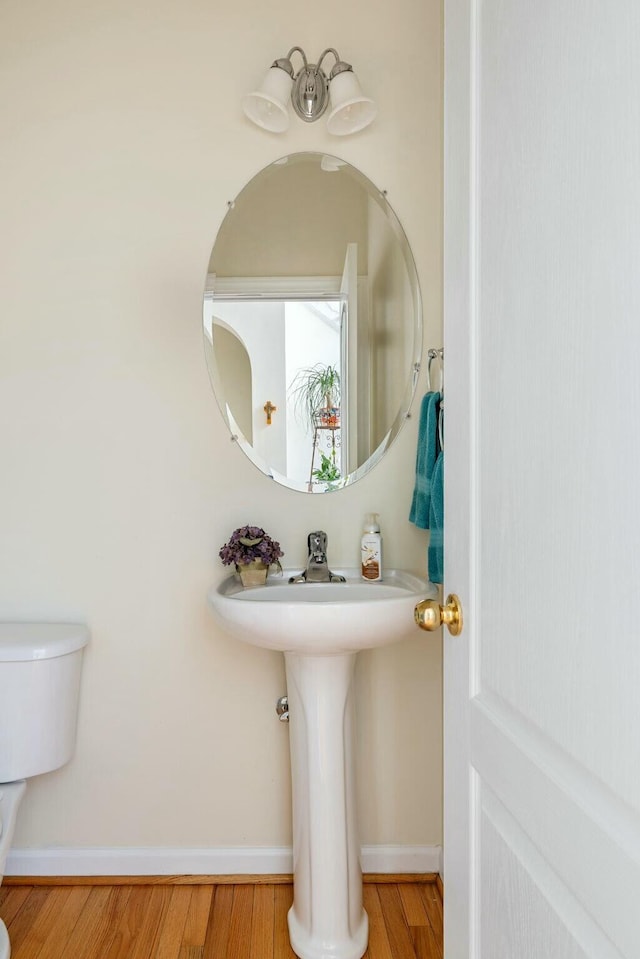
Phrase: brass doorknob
[{"left": 414, "top": 594, "right": 463, "bottom": 636}]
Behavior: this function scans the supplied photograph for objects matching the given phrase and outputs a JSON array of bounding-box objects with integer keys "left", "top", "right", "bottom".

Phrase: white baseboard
[
  {"left": 362, "top": 844, "right": 442, "bottom": 874},
  {"left": 6, "top": 844, "right": 441, "bottom": 877}
]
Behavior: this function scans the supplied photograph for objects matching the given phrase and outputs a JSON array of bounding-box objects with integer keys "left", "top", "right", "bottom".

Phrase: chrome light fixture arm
[
  {"left": 272, "top": 46, "right": 308, "bottom": 77},
  {"left": 316, "top": 48, "right": 353, "bottom": 80}
]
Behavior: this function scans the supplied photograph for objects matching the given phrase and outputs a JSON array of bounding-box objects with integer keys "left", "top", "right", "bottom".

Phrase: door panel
[
  {"left": 480, "top": 799, "right": 592, "bottom": 959},
  {"left": 444, "top": 0, "right": 640, "bottom": 956}
]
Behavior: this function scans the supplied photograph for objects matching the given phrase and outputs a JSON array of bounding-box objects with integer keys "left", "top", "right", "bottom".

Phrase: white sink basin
[{"left": 208, "top": 567, "right": 436, "bottom": 653}]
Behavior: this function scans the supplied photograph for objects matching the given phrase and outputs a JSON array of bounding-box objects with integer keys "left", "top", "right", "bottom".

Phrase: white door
[{"left": 443, "top": 1, "right": 640, "bottom": 957}]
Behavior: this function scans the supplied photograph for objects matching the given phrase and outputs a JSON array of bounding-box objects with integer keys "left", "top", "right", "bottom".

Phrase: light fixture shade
[
  {"left": 326, "top": 70, "right": 377, "bottom": 136},
  {"left": 242, "top": 66, "right": 292, "bottom": 133},
  {"left": 320, "top": 154, "right": 347, "bottom": 172}
]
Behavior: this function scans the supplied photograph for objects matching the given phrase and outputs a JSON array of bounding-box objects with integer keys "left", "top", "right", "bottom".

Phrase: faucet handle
[{"left": 308, "top": 530, "right": 328, "bottom": 558}]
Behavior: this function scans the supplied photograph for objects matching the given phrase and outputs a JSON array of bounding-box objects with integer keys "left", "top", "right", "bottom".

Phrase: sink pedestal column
[{"left": 284, "top": 651, "right": 368, "bottom": 959}]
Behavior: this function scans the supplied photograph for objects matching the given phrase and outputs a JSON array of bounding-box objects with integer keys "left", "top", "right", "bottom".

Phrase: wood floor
[{"left": 0, "top": 878, "right": 443, "bottom": 959}]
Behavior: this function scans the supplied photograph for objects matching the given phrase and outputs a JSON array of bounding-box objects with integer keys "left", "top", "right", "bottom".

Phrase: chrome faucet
[{"left": 289, "top": 531, "right": 346, "bottom": 584}]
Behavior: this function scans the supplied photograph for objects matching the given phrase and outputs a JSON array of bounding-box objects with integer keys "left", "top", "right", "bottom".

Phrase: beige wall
[{"left": 0, "top": 0, "right": 443, "bottom": 853}]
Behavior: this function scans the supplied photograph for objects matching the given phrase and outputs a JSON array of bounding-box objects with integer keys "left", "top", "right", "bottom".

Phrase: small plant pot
[
  {"left": 318, "top": 407, "right": 340, "bottom": 428},
  {"left": 237, "top": 561, "right": 269, "bottom": 588}
]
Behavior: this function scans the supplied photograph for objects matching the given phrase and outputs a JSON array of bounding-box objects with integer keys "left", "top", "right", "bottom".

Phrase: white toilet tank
[{"left": 0, "top": 623, "right": 89, "bottom": 783}]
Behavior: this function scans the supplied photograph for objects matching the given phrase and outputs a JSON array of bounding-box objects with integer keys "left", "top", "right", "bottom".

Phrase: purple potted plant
[{"left": 219, "top": 525, "right": 284, "bottom": 587}]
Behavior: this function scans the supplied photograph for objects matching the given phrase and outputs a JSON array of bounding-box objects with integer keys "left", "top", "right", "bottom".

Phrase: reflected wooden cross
[{"left": 264, "top": 400, "right": 277, "bottom": 425}]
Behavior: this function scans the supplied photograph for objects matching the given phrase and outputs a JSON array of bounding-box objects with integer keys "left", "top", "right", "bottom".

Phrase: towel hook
[{"left": 427, "top": 348, "right": 444, "bottom": 394}]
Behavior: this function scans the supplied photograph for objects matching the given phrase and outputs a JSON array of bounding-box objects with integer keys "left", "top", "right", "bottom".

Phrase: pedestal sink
[{"left": 208, "top": 568, "right": 436, "bottom": 959}]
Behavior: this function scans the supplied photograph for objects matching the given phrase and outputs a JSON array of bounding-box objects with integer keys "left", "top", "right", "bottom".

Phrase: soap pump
[{"left": 361, "top": 513, "right": 382, "bottom": 581}]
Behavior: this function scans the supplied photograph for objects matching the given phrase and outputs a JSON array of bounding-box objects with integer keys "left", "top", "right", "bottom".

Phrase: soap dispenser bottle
[{"left": 361, "top": 513, "right": 382, "bottom": 581}]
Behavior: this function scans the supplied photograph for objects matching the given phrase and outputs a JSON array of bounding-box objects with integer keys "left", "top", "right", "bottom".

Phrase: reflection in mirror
[{"left": 203, "top": 153, "right": 422, "bottom": 493}]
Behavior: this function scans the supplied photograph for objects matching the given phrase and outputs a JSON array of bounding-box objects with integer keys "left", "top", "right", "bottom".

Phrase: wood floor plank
[
  {"left": 179, "top": 884, "right": 213, "bottom": 952},
  {"left": 202, "top": 884, "right": 233, "bottom": 959},
  {"left": 155, "top": 886, "right": 193, "bottom": 959},
  {"left": 398, "top": 884, "right": 430, "bottom": 926},
  {"left": 250, "top": 883, "right": 275, "bottom": 959},
  {"left": 4, "top": 873, "right": 294, "bottom": 886},
  {"left": 10, "top": 887, "right": 74, "bottom": 959},
  {"left": 124, "top": 885, "right": 174, "bottom": 959},
  {"left": 74, "top": 886, "right": 134, "bottom": 959},
  {"left": 0, "top": 885, "right": 33, "bottom": 926},
  {"left": 362, "top": 884, "right": 393, "bottom": 959},
  {"left": 5, "top": 887, "right": 51, "bottom": 951},
  {"left": 10, "top": 887, "right": 70, "bottom": 959},
  {"left": 32, "top": 886, "right": 92, "bottom": 959},
  {"left": 273, "top": 884, "right": 297, "bottom": 959},
  {"left": 377, "top": 884, "right": 418, "bottom": 959},
  {"left": 410, "top": 925, "right": 441, "bottom": 959},
  {"left": 178, "top": 948, "right": 204, "bottom": 959},
  {"left": 61, "top": 886, "right": 119, "bottom": 958},
  {"left": 418, "top": 883, "right": 443, "bottom": 951},
  {"left": 226, "top": 884, "right": 254, "bottom": 959},
  {"left": 101, "top": 885, "right": 156, "bottom": 959}
]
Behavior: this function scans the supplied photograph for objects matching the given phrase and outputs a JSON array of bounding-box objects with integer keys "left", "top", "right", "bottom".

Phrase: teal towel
[
  {"left": 409, "top": 392, "right": 441, "bottom": 529},
  {"left": 428, "top": 451, "right": 444, "bottom": 584}
]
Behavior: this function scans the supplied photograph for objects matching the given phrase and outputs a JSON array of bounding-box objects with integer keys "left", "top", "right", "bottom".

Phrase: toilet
[{"left": 0, "top": 623, "right": 89, "bottom": 959}]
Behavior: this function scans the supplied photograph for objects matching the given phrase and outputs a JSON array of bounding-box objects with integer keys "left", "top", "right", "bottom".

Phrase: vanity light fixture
[{"left": 242, "top": 46, "right": 377, "bottom": 136}]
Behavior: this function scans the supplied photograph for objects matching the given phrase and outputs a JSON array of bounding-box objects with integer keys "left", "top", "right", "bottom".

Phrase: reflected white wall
[
  {"left": 211, "top": 300, "right": 287, "bottom": 473},
  {"left": 285, "top": 301, "right": 341, "bottom": 485}
]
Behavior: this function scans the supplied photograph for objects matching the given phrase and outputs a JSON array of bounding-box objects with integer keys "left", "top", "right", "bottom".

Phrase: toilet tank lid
[{"left": 0, "top": 623, "right": 89, "bottom": 661}]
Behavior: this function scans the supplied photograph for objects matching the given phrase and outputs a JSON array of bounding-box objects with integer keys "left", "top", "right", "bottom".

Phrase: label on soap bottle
[{"left": 361, "top": 534, "right": 382, "bottom": 581}]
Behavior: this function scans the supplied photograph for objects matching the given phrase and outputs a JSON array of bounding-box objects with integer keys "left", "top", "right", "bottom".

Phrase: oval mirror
[{"left": 203, "top": 152, "right": 422, "bottom": 493}]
